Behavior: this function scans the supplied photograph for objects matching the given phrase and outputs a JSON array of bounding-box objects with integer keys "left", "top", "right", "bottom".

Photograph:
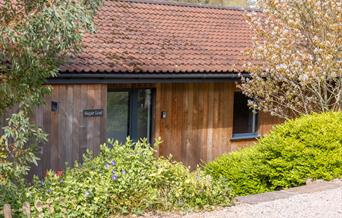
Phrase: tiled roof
[{"left": 60, "top": 0, "right": 254, "bottom": 74}]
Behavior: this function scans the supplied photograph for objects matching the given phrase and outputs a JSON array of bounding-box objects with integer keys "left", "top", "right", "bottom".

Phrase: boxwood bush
[
  {"left": 205, "top": 112, "right": 342, "bottom": 196},
  {"left": 27, "top": 139, "right": 232, "bottom": 217}
]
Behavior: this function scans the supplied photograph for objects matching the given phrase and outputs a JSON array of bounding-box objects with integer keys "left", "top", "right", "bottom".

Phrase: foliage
[
  {"left": 26, "top": 138, "right": 232, "bottom": 217},
  {"left": 0, "top": 0, "right": 101, "bottom": 214},
  {"left": 205, "top": 112, "right": 342, "bottom": 196},
  {"left": 0, "top": 0, "right": 102, "bottom": 114},
  {"left": 240, "top": 0, "right": 342, "bottom": 119},
  {"left": 0, "top": 111, "right": 47, "bottom": 213}
]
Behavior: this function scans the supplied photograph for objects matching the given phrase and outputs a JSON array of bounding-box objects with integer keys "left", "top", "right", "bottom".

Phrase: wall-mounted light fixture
[{"left": 161, "top": 111, "right": 167, "bottom": 119}]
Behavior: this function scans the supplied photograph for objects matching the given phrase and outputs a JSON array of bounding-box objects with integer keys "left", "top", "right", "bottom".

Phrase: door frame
[{"left": 107, "top": 87, "right": 155, "bottom": 143}]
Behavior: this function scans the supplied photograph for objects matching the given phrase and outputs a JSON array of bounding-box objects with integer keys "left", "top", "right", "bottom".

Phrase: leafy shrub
[
  {"left": 205, "top": 112, "right": 342, "bottom": 196},
  {"left": 27, "top": 139, "right": 232, "bottom": 217},
  {"left": 0, "top": 111, "right": 46, "bottom": 214}
]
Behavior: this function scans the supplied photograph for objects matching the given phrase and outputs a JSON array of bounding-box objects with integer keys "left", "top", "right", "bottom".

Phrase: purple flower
[
  {"left": 47, "top": 189, "right": 52, "bottom": 193},
  {"left": 121, "top": 169, "right": 126, "bottom": 175},
  {"left": 105, "top": 163, "right": 110, "bottom": 170},
  {"left": 112, "top": 174, "right": 118, "bottom": 181},
  {"left": 111, "top": 160, "right": 116, "bottom": 166}
]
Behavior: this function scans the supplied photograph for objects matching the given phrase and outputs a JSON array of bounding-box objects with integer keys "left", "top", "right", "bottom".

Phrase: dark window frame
[
  {"left": 231, "top": 91, "right": 260, "bottom": 140},
  {"left": 107, "top": 88, "right": 155, "bottom": 143}
]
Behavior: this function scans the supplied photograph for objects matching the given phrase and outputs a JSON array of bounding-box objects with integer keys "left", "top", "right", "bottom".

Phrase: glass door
[
  {"left": 107, "top": 89, "right": 153, "bottom": 143},
  {"left": 107, "top": 91, "right": 129, "bottom": 142}
]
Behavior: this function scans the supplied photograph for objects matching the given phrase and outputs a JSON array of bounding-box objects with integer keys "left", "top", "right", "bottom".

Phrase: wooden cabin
[{"left": 24, "top": 0, "right": 281, "bottom": 176}]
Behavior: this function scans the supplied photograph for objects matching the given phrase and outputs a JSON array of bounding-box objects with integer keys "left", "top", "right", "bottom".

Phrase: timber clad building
[{"left": 26, "top": 0, "right": 281, "bottom": 176}]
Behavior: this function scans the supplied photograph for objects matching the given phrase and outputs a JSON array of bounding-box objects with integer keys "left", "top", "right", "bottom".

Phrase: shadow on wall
[{"left": 29, "top": 84, "right": 107, "bottom": 179}]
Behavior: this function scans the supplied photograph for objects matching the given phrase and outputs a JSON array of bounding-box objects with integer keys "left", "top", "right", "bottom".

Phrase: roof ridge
[{"left": 114, "top": 0, "right": 259, "bottom": 12}]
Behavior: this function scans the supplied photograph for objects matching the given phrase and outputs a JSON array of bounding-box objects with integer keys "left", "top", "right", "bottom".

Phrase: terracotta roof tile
[{"left": 60, "top": 0, "right": 254, "bottom": 74}]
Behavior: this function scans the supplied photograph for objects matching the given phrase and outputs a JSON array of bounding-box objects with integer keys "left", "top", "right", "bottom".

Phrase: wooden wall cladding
[
  {"left": 155, "top": 83, "right": 234, "bottom": 168},
  {"left": 30, "top": 84, "right": 107, "bottom": 177},
  {"left": 154, "top": 83, "right": 282, "bottom": 168},
  {"left": 259, "top": 111, "right": 283, "bottom": 134},
  {"left": 1, "top": 82, "right": 282, "bottom": 177}
]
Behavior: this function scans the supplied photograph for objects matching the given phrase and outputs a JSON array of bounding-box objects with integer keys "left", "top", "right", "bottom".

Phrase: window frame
[
  {"left": 231, "top": 91, "right": 260, "bottom": 141},
  {"left": 107, "top": 88, "right": 155, "bottom": 143}
]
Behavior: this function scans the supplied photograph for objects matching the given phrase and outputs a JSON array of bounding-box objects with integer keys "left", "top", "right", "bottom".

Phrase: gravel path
[
  {"left": 187, "top": 187, "right": 342, "bottom": 218},
  {"left": 154, "top": 180, "right": 342, "bottom": 218}
]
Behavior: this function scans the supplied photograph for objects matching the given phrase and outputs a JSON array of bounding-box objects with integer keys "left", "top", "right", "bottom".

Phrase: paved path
[{"left": 156, "top": 180, "right": 342, "bottom": 218}]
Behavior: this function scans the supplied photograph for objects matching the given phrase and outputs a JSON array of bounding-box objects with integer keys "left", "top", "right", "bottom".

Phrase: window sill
[{"left": 231, "top": 133, "right": 260, "bottom": 141}]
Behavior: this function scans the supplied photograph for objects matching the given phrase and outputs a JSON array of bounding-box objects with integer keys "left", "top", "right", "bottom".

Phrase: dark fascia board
[{"left": 46, "top": 73, "right": 250, "bottom": 84}]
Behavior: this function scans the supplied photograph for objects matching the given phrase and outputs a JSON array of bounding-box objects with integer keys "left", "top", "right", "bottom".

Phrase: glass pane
[
  {"left": 137, "top": 89, "right": 152, "bottom": 141},
  {"left": 107, "top": 92, "right": 129, "bottom": 142},
  {"left": 233, "top": 92, "right": 258, "bottom": 134}
]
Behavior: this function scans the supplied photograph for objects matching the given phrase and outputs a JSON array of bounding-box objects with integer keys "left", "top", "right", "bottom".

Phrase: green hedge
[
  {"left": 205, "top": 112, "right": 342, "bottom": 196},
  {"left": 27, "top": 139, "right": 232, "bottom": 217}
]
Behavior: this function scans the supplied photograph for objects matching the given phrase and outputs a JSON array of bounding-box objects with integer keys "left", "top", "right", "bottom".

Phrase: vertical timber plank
[
  {"left": 206, "top": 83, "right": 214, "bottom": 161},
  {"left": 170, "top": 84, "right": 179, "bottom": 161},
  {"left": 195, "top": 83, "right": 204, "bottom": 166},
  {"left": 89, "top": 85, "right": 97, "bottom": 153},
  {"left": 58, "top": 85, "right": 67, "bottom": 170},
  {"left": 181, "top": 84, "right": 188, "bottom": 164},
  {"left": 200, "top": 83, "right": 209, "bottom": 163},
  {"left": 163, "top": 84, "right": 172, "bottom": 158},
  {"left": 50, "top": 85, "right": 59, "bottom": 171},
  {"left": 158, "top": 84, "right": 167, "bottom": 156},
  {"left": 65, "top": 85, "right": 73, "bottom": 167},
  {"left": 79, "top": 85, "right": 88, "bottom": 162},
  {"left": 36, "top": 105, "right": 44, "bottom": 177},
  {"left": 183, "top": 83, "right": 193, "bottom": 166},
  {"left": 72, "top": 85, "right": 81, "bottom": 164},
  {"left": 43, "top": 92, "right": 52, "bottom": 175},
  {"left": 154, "top": 83, "right": 161, "bottom": 155},
  {"left": 100, "top": 84, "right": 107, "bottom": 146},
  {"left": 222, "top": 83, "right": 231, "bottom": 153},
  {"left": 219, "top": 83, "right": 227, "bottom": 155},
  {"left": 93, "top": 85, "right": 102, "bottom": 155},
  {"left": 228, "top": 83, "right": 235, "bottom": 152},
  {"left": 191, "top": 83, "right": 200, "bottom": 168}
]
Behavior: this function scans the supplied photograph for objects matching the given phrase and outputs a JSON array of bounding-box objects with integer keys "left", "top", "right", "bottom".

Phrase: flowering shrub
[
  {"left": 205, "top": 112, "right": 342, "bottom": 196},
  {"left": 241, "top": 0, "right": 342, "bottom": 119},
  {"left": 27, "top": 138, "right": 232, "bottom": 217}
]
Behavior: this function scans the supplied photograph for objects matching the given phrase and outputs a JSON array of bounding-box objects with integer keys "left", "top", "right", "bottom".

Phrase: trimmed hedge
[{"left": 205, "top": 112, "right": 342, "bottom": 196}]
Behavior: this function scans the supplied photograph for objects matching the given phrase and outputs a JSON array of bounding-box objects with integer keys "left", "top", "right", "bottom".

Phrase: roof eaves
[{"left": 47, "top": 72, "right": 250, "bottom": 84}]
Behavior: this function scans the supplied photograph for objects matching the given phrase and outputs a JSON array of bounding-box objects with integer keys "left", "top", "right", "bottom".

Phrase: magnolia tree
[{"left": 240, "top": 0, "right": 342, "bottom": 119}]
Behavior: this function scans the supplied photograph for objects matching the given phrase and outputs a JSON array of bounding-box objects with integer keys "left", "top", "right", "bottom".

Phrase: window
[
  {"left": 107, "top": 89, "right": 153, "bottom": 143},
  {"left": 232, "top": 92, "right": 258, "bottom": 139}
]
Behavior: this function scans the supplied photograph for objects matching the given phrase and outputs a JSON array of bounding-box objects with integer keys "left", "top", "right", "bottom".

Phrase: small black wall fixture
[
  {"left": 51, "top": 101, "right": 58, "bottom": 112},
  {"left": 161, "top": 111, "right": 167, "bottom": 119}
]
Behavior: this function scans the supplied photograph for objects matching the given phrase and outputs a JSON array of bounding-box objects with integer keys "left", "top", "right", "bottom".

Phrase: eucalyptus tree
[
  {"left": 0, "top": 0, "right": 102, "bottom": 114},
  {"left": 0, "top": 0, "right": 102, "bottom": 208}
]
